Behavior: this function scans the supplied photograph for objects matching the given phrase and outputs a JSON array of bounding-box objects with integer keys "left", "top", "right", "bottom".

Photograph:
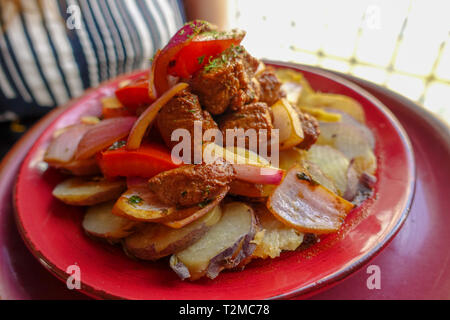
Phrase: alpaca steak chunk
[
  {"left": 190, "top": 46, "right": 260, "bottom": 115},
  {"left": 157, "top": 89, "right": 218, "bottom": 152},
  {"left": 256, "top": 67, "right": 285, "bottom": 107},
  {"left": 219, "top": 102, "right": 273, "bottom": 150},
  {"left": 296, "top": 110, "right": 320, "bottom": 150},
  {"left": 148, "top": 159, "right": 235, "bottom": 208}
]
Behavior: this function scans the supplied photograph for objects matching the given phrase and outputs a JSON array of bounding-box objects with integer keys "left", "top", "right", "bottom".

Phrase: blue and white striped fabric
[{"left": 0, "top": 0, "right": 185, "bottom": 120}]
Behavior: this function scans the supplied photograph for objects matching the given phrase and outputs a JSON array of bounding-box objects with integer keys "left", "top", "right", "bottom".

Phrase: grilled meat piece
[
  {"left": 148, "top": 159, "right": 235, "bottom": 207},
  {"left": 190, "top": 46, "right": 260, "bottom": 115},
  {"left": 296, "top": 110, "right": 320, "bottom": 150},
  {"left": 256, "top": 67, "right": 284, "bottom": 106},
  {"left": 219, "top": 102, "right": 273, "bottom": 151},
  {"left": 157, "top": 90, "right": 218, "bottom": 153}
]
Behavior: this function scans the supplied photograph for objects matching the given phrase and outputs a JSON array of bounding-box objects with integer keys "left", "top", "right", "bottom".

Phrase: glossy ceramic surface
[{"left": 10, "top": 65, "right": 415, "bottom": 299}]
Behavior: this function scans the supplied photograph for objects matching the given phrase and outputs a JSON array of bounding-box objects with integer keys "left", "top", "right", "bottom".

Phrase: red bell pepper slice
[
  {"left": 102, "top": 106, "right": 133, "bottom": 119},
  {"left": 98, "top": 142, "right": 181, "bottom": 178},
  {"left": 115, "top": 76, "right": 155, "bottom": 111},
  {"left": 167, "top": 30, "right": 246, "bottom": 79}
]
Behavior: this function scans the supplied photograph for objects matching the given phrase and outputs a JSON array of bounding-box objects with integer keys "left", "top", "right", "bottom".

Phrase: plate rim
[
  {"left": 264, "top": 61, "right": 416, "bottom": 299},
  {"left": 13, "top": 62, "right": 416, "bottom": 300}
]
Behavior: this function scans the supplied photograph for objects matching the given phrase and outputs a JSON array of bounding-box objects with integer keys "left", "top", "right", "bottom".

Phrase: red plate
[{"left": 13, "top": 64, "right": 414, "bottom": 299}]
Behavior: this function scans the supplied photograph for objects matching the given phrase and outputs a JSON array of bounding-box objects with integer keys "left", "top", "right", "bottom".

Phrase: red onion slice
[
  {"left": 75, "top": 116, "right": 137, "bottom": 160},
  {"left": 44, "top": 124, "right": 91, "bottom": 164},
  {"left": 233, "top": 164, "right": 284, "bottom": 185}
]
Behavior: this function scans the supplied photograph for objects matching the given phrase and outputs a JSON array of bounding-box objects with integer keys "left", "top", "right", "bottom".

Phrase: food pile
[{"left": 44, "top": 21, "right": 377, "bottom": 281}]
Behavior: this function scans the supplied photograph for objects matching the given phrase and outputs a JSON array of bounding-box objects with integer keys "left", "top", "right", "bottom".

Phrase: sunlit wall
[{"left": 228, "top": 0, "right": 450, "bottom": 124}]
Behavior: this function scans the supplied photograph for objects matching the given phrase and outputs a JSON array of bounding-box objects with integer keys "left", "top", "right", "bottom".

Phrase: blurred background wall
[{"left": 205, "top": 0, "right": 450, "bottom": 124}]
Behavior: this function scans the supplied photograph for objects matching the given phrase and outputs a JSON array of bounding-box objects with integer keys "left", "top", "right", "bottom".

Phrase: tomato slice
[
  {"left": 97, "top": 142, "right": 181, "bottom": 178},
  {"left": 115, "top": 76, "right": 155, "bottom": 111},
  {"left": 167, "top": 30, "right": 246, "bottom": 79},
  {"left": 152, "top": 20, "right": 213, "bottom": 96}
]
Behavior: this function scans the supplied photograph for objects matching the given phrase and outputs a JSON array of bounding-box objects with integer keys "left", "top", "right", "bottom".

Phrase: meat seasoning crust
[
  {"left": 148, "top": 158, "right": 236, "bottom": 207},
  {"left": 296, "top": 110, "right": 320, "bottom": 150},
  {"left": 190, "top": 46, "right": 260, "bottom": 115},
  {"left": 256, "top": 67, "right": 285, "bottom": 107},
  {"left": 219, "top": 102, "right": 274, "bottom": 150},
  {"left": 157, "top": 89, "right": 218, "bottom": 151}
]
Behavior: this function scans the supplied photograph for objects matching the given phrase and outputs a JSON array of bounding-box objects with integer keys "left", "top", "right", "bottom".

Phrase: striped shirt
[{"left": 0, "top": 0, "right": 185, "bottom": 120}]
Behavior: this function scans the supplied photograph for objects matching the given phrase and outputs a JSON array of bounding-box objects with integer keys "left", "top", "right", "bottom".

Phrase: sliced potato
[
  {"left": 267, "top": 165, "right": 354, "bottom": 234},
  {"left": 124, "top": 205, "right": 222, "bottom": 261},
  {"left": 229, "top": 146, "right": 270, "bottom": 165},
  {"left": 353, "top": 150, "right": 377, "bottom": 176},
  {"left": 170, "top": 202, "right": 258, "bottom": 280},
  {"left": 317, "top": 122, "right": 372, "bottom": 157},
  {"left": 316, "top": 120, "right": 377, "bottom": 176},
  {"left": 278, "top": 148, "right": 337, "bottom": 194},
  {"left": 271, "top": 99, "right": 304, "bottom": 150},
  {"left": 306, "top": 145, "right": 350, "bottom": 196},
  {"left": 203, "top": 143, "right": 269, "bottom": 166},
  {"left": 52, "top": 177, "right": 126, "bottom": 206},
  {"left": 303, "top": 93, "right": 365, "bottom": 123},
  {"left": 299, "top": 105, "right": 341, "bottom": 122},
  {"left": 278, "top": 148, "right": 307, "bottom": 171},
  {"left": 324, "top": 108, "right": 375, "bottom": 148},
  {"left": 343, "top": 160, "right": 360, "bottom": 201},
  {"left": 113, "top": 186, "right": 228, "bottom": 225},
  {"left": 252, "top": 204, "right": 304, "bottom": 259},
  {"left": 304, "top": 161, "right": 338, "bottom": 195},
  {"left": 83, "top": 201, "right": 139, "bottom": 240}
]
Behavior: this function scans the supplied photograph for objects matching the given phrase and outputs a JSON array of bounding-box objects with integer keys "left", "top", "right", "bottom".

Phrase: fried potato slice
[
  {"left": 83, "top": 201, "right": 139, "bottom": 240},
  {"left": 113, "top": 186, "right": 228, "bottom": 225},
  {"left": 124, "top": 205, "right": 222, "bottom": 261},
  {"left": 278, "top": 148, "right": 338, "bottom": 194},
  {"left": 316, "top": 120, "right": 377, "bottom": 176},
  {"left": 306, "top": 145, "right": 350, "bottom": 196},
  {"left": 303, "top": 93, "right": 366, "bottom": 123},
  {"left": 274, "top": 68, "right": 314, "bottom": 105},
  {"left": 52, "top": 177, "right": 126, "bottom": 206},
  {"left": 170, "top": 202, "right": 258, "bottom": 280}
]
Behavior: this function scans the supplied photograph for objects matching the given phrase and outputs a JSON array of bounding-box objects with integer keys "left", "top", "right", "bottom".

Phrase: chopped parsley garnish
[
  {"left": 188, "top": 109, "right": 197, "bottom": 113},
  {"left": 128, "top": 195, "right": 143, "bottom": 206},
  {"left": 204, "top": 54, "right": 228, "bottom": 72},
  {"left": 198, "top": 198, "right": 213, "bottom": 208},
  {"left": 296, "top": 172, "right": 319, "bottom": 186},
  {"left": 203, "top": 45, "right": 244, "bottom": 73},
  {"left": 204, "top": 186, "right": 210, "bottom": 195},
  {"left": 296, "top": 172, "right": 311, "bottom": 182},
  {"left": 181, "top": 190, "right": 187, "bottom": 197},
  {"left": 197, "top": 55, "right": 205, "bottom": 65},
  {"left": 108, "top": 140, "right": 126, "bottom": 151}
]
